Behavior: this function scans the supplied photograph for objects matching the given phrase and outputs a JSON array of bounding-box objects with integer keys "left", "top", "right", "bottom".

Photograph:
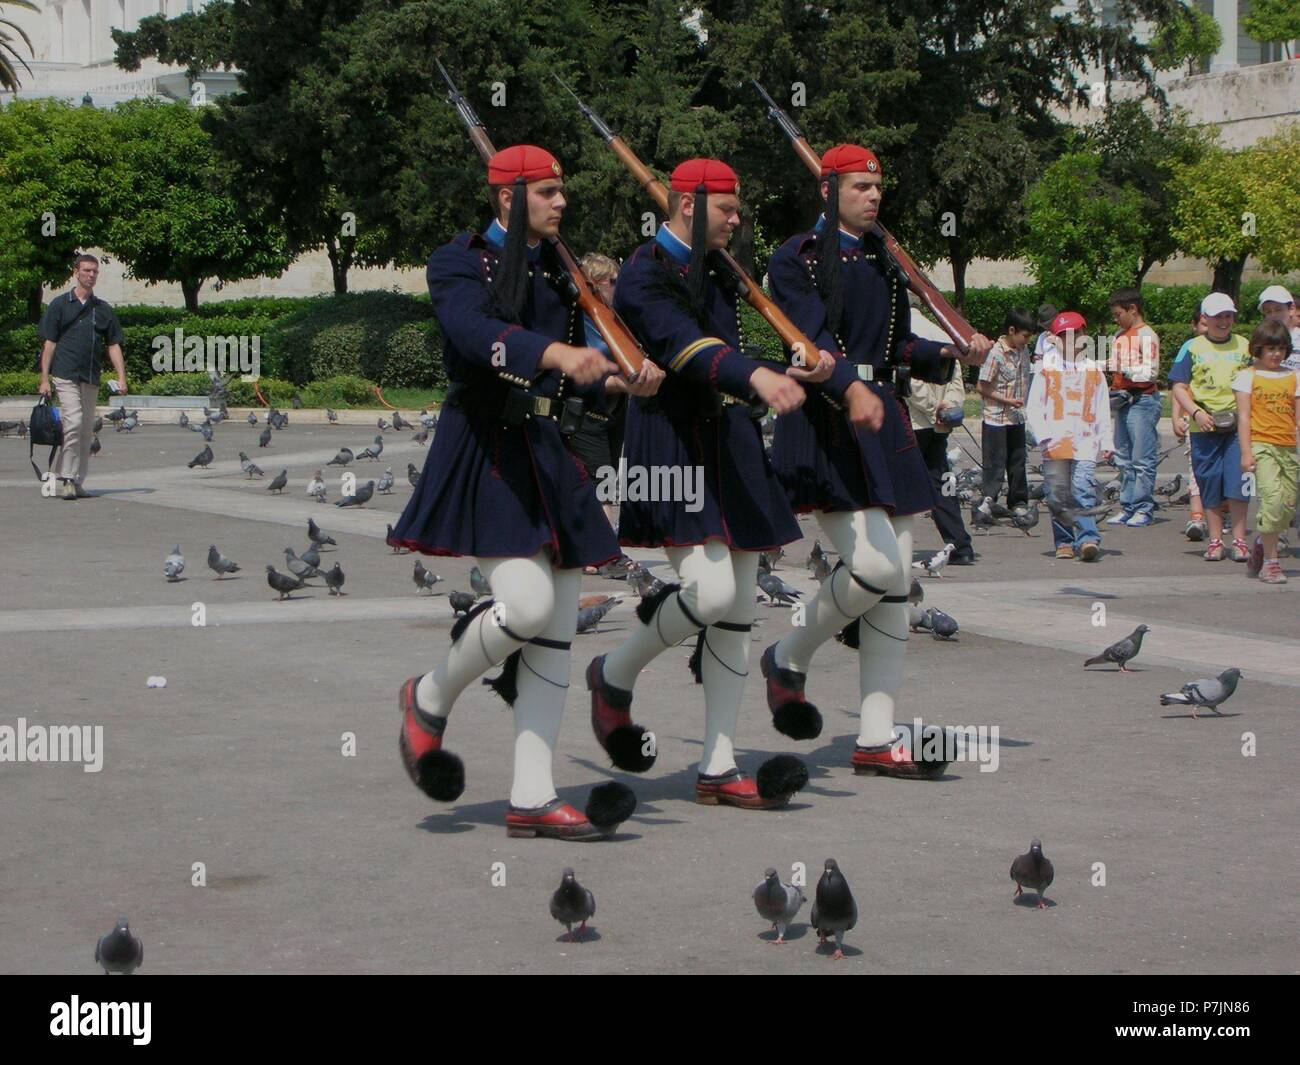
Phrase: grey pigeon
[
  {"left": 358, "top": 435, "right": 384, "bottom": 461},
  {"left": 908, "top": 576, "right": 924, "bottom": 605},
  {"left": 907, "top": 605, "right": 929, "bottom": 632},
  {"left": 1159, "top": 668, "right": 1243, "bottom": 719},
  {"left": 323, "top": 562, "right": 346, "bottom": 596},
  {"left": 300, "top": 542, "right": 322, "bottom": 569},
  {"left": 1044, "top": 492, "right": 1112, "bottom": 528},
  {"left": 391, "top": 411, "right": 410, "bottom": 430},
  {"left": 89, "top": 434, "right": 101, "bottom": 457},
  {"left": 376, "top": 466, "right": 394, "bottom": 494},
  {"left": 757, "top": 569, "right": 801, "bottom": 606},
  {"left": 407, "top": 462, "right": 420, "bottom": 488},
  {"left": 970, "top": 497, "right": 998, "bottom": 532},
  {"left": 106, "top": 407, "right": 127, "bottom": 422},
  {"left": 291, "top": 391, "right": 303, "bottom": 409},
  {"left": 247, "top": 411, "right": 258, "bottom": 426},
  {"left": 163, "top": 545, "right": 185, "bottom": 582},
  {"left": 306, "top": 470, "right": 326, "bottom": 503},
  {"left": 810, "top": 858, "right": 857, "bottom": 960},
  {"left": 549, "top": 868, "right": 596, "bottom": 942},
  {"left": 1006, "top": 502, "right": 1040, "bottom": 535},
  {"left": 266, "top": 565, "right": 306, "bottom": 601},
  {"left": 258, "top": 426, "right": 272, "bottom": 448},
  {"left": 284, "top": 547, "right": 320, "bottom": 581},
  {"left": 377, "top": 417, "right": 389, "bottom": 432},
  {"left": 448, "top": 590, "right": 476, "bottom": 615},
  {"left": 335, "top": 479, "right": 375, "bottom": 507},
  {"left": 1155, "top": 473, "right": 1182, "bottom": 500},
  {"left": 753, "top": 868, "right": 806, "bottom": 945},
  {"left": 207, "top": 544, "right": 239, "bottom": 579},
  {"left": 115, "top": 413, "right": 138, "bottom": 432},
  {"left": 924, "top": 607, "right": 959, "bottom": 640},
  {"left": 95, "top": 918, "right": 143, "bottom": 975},
  {"left": 419, "top": 409, "right": 437, "bottom": 430},
  {"left": 413, "top": 559, "right": 442, "bottom": 594},
  {"left": 576, "top": 596, "right": 622, "bottom": 634},
  {"left": 187, "top": 444, "right": 213, "bottom": 469},
  {"left": 238, "top": 451, "right": 263, "bottom": 478},
  {"left": 327, "top": 448, "right": 353, "bottom": 467},
  {"left": 411, "top": 429, "right": 429, "bottom": 446},
  {"left": 810, "top": 553, "right": 833, "bottom": 583},
  {"left": 326, "top": 408, "right": 338, "bottom": 424},
  {"left": 627, "top": 564, "right": 665, "bottom": 600},
  {"left": 92, "top": 415, "right": 103, "bottom": 433},
  {"left": 386, "top": 523, "right": 407, "bottom": 554},
  {"left": 806, "top": 539, "right": 828, "bottom": 574},
  {"left": 1010, "top": 839, "right": 1055, "bottom": 908},
  {"left": 178, "top": 411, "right": 189, "bottom": 429},
  {"left": 307, "top": 517, "right": 336, "bottom": 548},
  {"left": 913, "top": 542, "right": 954, "bottom": 577},
  {"left": 198, "top": 422, "right": 213, "bottom": 442},
  {"left": 266, "top": 469, "right": 288, "bottom": 494},
  {"left": 1084, "top": 624, "right": 1149, "bottom": 671},
  {"left": 469, "top": 565, "right": 492, "bottom": 598}
]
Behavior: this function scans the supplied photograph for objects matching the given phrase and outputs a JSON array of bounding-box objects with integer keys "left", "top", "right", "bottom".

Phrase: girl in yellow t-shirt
[{"left": 1235, "top": 321, "right": 1300, "bottom": 584}]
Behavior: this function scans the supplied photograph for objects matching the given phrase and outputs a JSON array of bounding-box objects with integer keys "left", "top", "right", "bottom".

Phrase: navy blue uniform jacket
[
  {"left": 388, "top": 222, "right": 619, "bottom": 568},
  {"left": 767, "top": 222, "right": 955, "bottom": 516}
]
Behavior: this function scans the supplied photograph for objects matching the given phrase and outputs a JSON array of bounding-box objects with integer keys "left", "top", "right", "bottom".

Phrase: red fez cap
[
  {"left": 820, "top": 144, "right": 881, "bottom": 177},
  {"left": 670, "top": 158, "right": 739, "bottom": 195},
  {"left": 1050, "top": 311, "right": 1087, "bottom": 336},
  {"left": 487, "top": 145, "right": 562, "bottom": 185}
]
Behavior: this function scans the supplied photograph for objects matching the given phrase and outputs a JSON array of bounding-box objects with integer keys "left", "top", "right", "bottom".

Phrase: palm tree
[{"left": 1, "top": 1, "right": 39, "bottom": 94}]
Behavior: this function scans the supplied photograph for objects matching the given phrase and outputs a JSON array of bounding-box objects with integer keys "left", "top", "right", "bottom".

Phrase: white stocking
[
  {"left": 697, "top": 551, "right": 760, "bottom": 776},
  {"left": 857, "top": 515, "right": 913, "bottom": 747}
]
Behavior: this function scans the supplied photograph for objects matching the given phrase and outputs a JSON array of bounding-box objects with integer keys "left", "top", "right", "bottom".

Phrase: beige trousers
[{"left": 52, "top": 377, "right": 99, "bottom": 484}]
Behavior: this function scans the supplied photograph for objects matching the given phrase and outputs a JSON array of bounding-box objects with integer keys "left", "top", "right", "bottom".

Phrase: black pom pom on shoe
[
  {"left": 772, "top": 701, "right": 823, "bottom": 740},
  {"left": 413, "top": 749, "right": 466, "bottom": 802},
  {"left": 605, "top": 725, "right": 657, "bottom": 773},
  {"left": 585, "top": 781, "right": 637, "bottom": 830},
  {"left": 756, "top": 754, "right": 809, "bottom": 800}
]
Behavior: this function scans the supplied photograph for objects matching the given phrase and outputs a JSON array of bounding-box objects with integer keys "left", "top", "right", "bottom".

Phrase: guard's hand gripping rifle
[
  {"left": 435, "top": 58, "right": 644, "bottom": 379},
  {"left": 554, "top": 74, "right": 823, "bottom": 369},
  {"left": 752, "top": 79, "right": 976, "bottom": 353}
]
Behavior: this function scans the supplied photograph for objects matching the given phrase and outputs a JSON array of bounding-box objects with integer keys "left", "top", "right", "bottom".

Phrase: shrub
[
  {"left": 301, "top": 375, "right": 380, "bottom": 407},
  {"left": 0, "top": 370, "right": 40, "bottom": 395},
  {"left": 138, "top": 371, "right": 214, "bottom": 396},
  {"left": 379, "top": 320, "right": 445, "bottom": 388}
]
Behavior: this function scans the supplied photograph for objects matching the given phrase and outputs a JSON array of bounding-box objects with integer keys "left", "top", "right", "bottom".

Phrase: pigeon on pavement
[
  {"left": 576, "top": 596, "right": 622, "bottom": 634},
  {"left": 377, "top": 417, "right": 389, "bottom": 432},
  {"left": 258, "top": 426, "right": 272, "bottom": 448},
  {"left": 1159, "top": 668, "right": 1243, "bottom": 719},
  {"left": 411, "top": 429, "right": 429, "bottom": 446},
  {"left": 358, "top": 435, "right": 384, "bottom": 461},
  {"left": 1084, "top": 624, "right": 1149, "bottom": 671},
  {"left": 549, "top": 868, "right": 596, "bottom": 942},
  {"left": 469, "top": 565, "right": 492, "bottom": 598},
  {"left": 810, "top": 859, "right": 857, "bottom": 960},
  {"left": 247, "top": 411, "right": 258, "bottom": 426},
  {"left": 326, "top": 408, "right": 338, "bottom": 424},
  {"left": 89, "top": 434, "right": 101, "bottom": 456},
  {"left": 391, "top": 411, "right": 410, "bottom": 430},
  {"left": 207, "top": 544, "right": 240, "bottom": 578},
  {"left": 178, "top": 411, "right": 190, "bottom": 428},
  {"left": 757, "top": 569, "right": 801, "bottom": 606},
  {"left": 95, "top": 919, "right": 143, "bottom": 975},
  {"left": 239, "top": 451, "right": 263, "bottom": 478},
  {"left": 913, "top": 542, "right": 955, "bottom": 577},
  {"left": 327, "top": 447, "right": 353, "bottom": 467},
  {"left": 163, "top": 545, "right": 185, "bottom": 582},
  {"left": 323, "top": 562, "right": 346, "bottom": 596},
  {"left": 924, "top": 607, "right": 959, "bottom": 639},
  {"left": 92, "top": 415, "right": 103, "bottom": 433},
  {"left": 376, "top": 466, "right": 394, "bottom": 494},
  {"left": 266, "top": 469, "right": 288, "bottom": 494},
  {"left": 753, "top": 868, "right": 806, "bottom": 945},
  {"left": 306, "top": 470, "right": 327, "bottom": 503},
  {"left": 187, "top": 444, "right": 213, "bottom": 469},
  {"left": 266, "top": 565, "right": 307, "bottom": 601},
  {"left": 407, "top": 462, "right": 420, "bottom": 488},
  {"left": 413, "top": 559, "right": 442, "bottom": 594},
  {"left": 448, "top": 590, "right": 476, "bottom": 615},
  {"left": 307, "top": 517, "right": 336, "bottom": 548},
  {"left": 335, "top": 480, "right": 375, "bottom": 507},
  {"left": 1010, "top": 839, "right": 1055, "bottom": 909},
  {"left": 284, "top": 547, "right": 320, "bottom": 581},
  {"left": 908, "top": 576, "right": 924, "bottom": 605},
  {"left": 300, "top": 542, "right": 322, "bottom": 570}
]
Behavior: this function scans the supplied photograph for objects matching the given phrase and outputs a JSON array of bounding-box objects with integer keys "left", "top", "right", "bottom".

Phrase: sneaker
[
  {"left": 1247, "top": 537, "right": 1264, "bottom": 578},
  {"left": 1079, "top": 541, "right": 1101, "bottom": 562},
  {"left": 1203, "top": 538, "right": 1224, "bottom": 561},
  {"left": 1125, "top": 512, "right": 1152, "bottom": 528},
  {"left": 1184, "top": 517, "right": 1207, "bottom": 542},
  {"left": 948, "top": 548, "right": 976, "bottom": 565},
  {"left": 1230, "top": 538, "right": 1250, "bottom": 563},
  {"left": 1259, "top": 561, "right": 1288, "bottom": 585},
  {"left": 1055, "top": 545, "right": 1075, "bottom": 560},
  {"left": 60, "top": 479, "right": 77, "bottom": 501},
  {"left": 1106, "top": 512, "right": 1132, "bottom": 526}
]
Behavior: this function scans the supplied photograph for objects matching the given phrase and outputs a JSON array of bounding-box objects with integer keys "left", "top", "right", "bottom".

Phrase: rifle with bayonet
[
  {"left": 554, "top": 74, "right": 824, "bottom": 369},
  {"left": 435, "top": 58, "right": 644, "bottom": 380},
  {"left": 752, "top": 79, "right": 976, "bottom": 353}
]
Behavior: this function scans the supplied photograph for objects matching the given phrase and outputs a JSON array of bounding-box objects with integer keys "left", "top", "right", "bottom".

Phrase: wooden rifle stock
[
  {"left": 752, "top": 80, "right": 975, "bottom": 352},
  {"left": 435, "top": 59, "right": 644, "bottom": 378},
  {"left": 557, "top": 76, "right": 822, "bottom": 367}
]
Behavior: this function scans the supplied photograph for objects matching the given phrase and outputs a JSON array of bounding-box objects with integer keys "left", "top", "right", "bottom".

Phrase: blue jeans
[
  {"left": 1046, "top": 458, "right": 1101, "bottom": 549},
  {"left": 1113, "top": 393, "right": 1160, "bottom": 516}
]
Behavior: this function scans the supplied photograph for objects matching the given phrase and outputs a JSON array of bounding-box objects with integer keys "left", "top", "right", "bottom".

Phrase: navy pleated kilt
[
  {"left": 772, "top": 381, "right": 936, "bottom": 517},
  {"left": 617, "top": 399, "right": 802, "bottom": 551},
  {"left": 388, "top": 403, "right": 620, "bottom": 569}
]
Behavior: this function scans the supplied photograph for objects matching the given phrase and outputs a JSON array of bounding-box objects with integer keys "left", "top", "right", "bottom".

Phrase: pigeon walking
[
  {"left": 187, "top": 444, "right": 213, "bottom": 469},
  {"left": 806, "top": 539, "right": 828, "bottom": 574},
  {"left": 386, "top": 523, "right": 407, "bottom": 553},
  {"left": 95, "top": 919, "right": 143, "bottom": 975},
  {"left": 284, "top": 547, "right": 321, "bottom": 581},
  {"left": 238, "top": 451, "right": 263, "bottom": 478},
  {"left": 377, "top": 417, "right": 389, "bottom": 433},
  {"left": 306, "top": 470, "right": 327, "bottom": 503},
  {"left": 1006, "top": 502, "right": 1040, "bottom": 535},
  {"left": 391, "top": 411, "right": 410, "bottom": 431},
  {"left": 810, "top": 859, "right": 857, "bottom": 960},
  {"left": 924, "top": 607, "right": 959, "bottom": 640},
  {"left": 258, "top": 426, "right": 272, "bottom": 448},
  {"left": 407, "top": 462, "right": 420, "bottom": 488},
  {"left": 92, "top": 415, "right": 103, "bottom": 434},
  {"left": 810, "top": 553, "right": 833, "bottom": 583},
  {"left": 1010, "top": 839, "right": 1055, "bottom": 909},
  {"left": 323, "top": 562, "right": 346, "bottom": 596},
  {"left": 326, "top": 408, "right": 338, "bottom": 424},
  {"left": 163, "top": 545, "right": 185, "bottom": 582},
  {"left": 448, "top": 590, "right": 476, "bottom": 616},
  {"left": 207, "top": 544, "right": 239, "bottom": 579},
  {"left": 753, "top": 868, "right": 806, "bottom": 945},
  {"left": 757, "top": 569, "right": 801, "bottom": 606},
  {"left": 1084, "top": 624, "right": 1149, "bottom": 672},
  {"left": 411, "top": 429, "right": 429, "bottom": 446},
  {"left": 300, "top": 542, "right": 322, "bottom": 570},
  {"left": 335, "top": 479, "right": 375, "bottom": 507},
  {"left": 1159, "top": 668, "right": 1243, "bottom": 719},
  {"left": 178, "top": 411, "right": 191, "bottom": 428},
  {"left": 266, "top": 565, "right": 307, "bottom": 601},
  {"left": 469, "top": 565, "right": 492, "bottom": 598},
  {"left": 247, "top": 411, "right": 258, "bottom": 426},
  {"left": 327, "top": 447, "right": 353, "bottom": 467},
  {"left": 266, "top": 469, "right": 288, "bottom": 494},
  {"left": 89, "top": 434, "right": 101, "bottom": 457},
  {"left": 549, "top": 868, "right": 596, "bottom": 942},
  {"left": 413, "top": 559, "right": 442, "bottom": 594},
  {"left": 908, "top": 576, "right": 924, "bottom": 605},
  {"left": 576, "top": 596, "right": 622, "bottom": 634},
  {"left": 358, "top": 435, "right": 384, "bottom": 461},
  {"left": 627, "top": 564, "right": 665, "bottom": 600},
  {"left": 913, "top": 542, "right": 955, "bottom": 578},
  {"left": 307, "top": 517, "right": 336, "bottom": 548},
  {"left": 376, "top": 466, "right": 394, "bottom": 494}
]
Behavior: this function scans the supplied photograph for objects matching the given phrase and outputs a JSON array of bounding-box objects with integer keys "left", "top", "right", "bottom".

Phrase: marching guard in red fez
[{"left": 763, "top": 144, "right": 993, "bottom": 777}]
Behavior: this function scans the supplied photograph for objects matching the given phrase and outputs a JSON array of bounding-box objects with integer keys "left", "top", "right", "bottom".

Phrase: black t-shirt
[{"left": 38, "top": 290, "right": 125, "bottom": 384}]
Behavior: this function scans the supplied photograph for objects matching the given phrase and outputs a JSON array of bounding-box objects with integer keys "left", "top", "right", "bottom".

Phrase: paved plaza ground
[{"left": 0, "top": 406, "right": 1296, "bottom": 973}]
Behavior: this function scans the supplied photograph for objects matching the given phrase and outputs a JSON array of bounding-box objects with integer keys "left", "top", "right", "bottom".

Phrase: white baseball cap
[
  {"left": 1200, "top": 292, "right": 1237, "bottom": 317},
  {"left": 1257, "top": 284, "right": 1294, "bottom": 308}
]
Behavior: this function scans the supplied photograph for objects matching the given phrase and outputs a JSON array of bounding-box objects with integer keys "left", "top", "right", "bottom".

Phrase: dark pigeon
[
  {"left": 206, "top": 544, "right": 239, "bottom": 578},
  {"left": 301, "top": 542, "right": 322, "bottom": 569},
  {"left": 448, "top": 590, "right": 476, "bottom": 616},
  {"left": 323, "top": 562, "right": 346, "bottom": 596},
  {"left": 335, "top": 480, "right": 375, "bottom": 507},
  {"left": 266, "top": 565, "right": 307, "bottom": 601},
  {"left": 413, "top": 559, "right": 441, "bottom": 594},
  {"left": 89, "top": 434, "right": 101, "bottom": 457},
  {"left": 576, "top": 597, "right": 621, "bottom": 634},
  {"left": 1084, "top": 624, "right": 1149, "bottom": 671},
  {"left": 407, "top": 462, "right": 420, "bottom": 488},
  {"left": 307, "top": 517, "right": 336, "bottom": 548},
  {"left": 469, "top": 565, "right": 491, "bottom": 598},
  {"left": 1010, "top": 839, "right": 1055, "bottom": 908},
  {"left": 258, "top": 426, "right": 272, "bottom": 448},
  {"left": 549, "top": 868, "right": 596, "bottom": 942},
  {"left": 266, "top": 469, "right": 288, "bottom": 494},
  {"left": 187, "top": 444, "right": 213, "bottom": 469},
  {"left": 810, "top": 858, "right": 857, "bottom": 960},
  {"left": 95, "top": 918, "right": 143, "bottom": 975},
  {"left": 284, "top": 547, "right": 319, "bottom": 581},
  {"left": 327, "top": 448, "right": 353, "bottom": 467},
  {"left": 757, "top": 569, "right": 801, "bottom": 606}
]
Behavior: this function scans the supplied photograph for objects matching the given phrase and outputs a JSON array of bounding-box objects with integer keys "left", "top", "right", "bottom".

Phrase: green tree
[
  {"left": 104, "top": 99, "right": 289, "bottom": 311},
  {"left": 1085, "top": 100, "right": 1209, "bottom": 282},
  {"left": 0, "top": 99, "right": 123, "bottom": 323},
  {"left": 1149, "top": 2, "right": 1222, "bottom": 72},
  {"left": 0, "top": 0, "right": 36, "bottom": 92},
  {"left": 1242, "top": 0, "right": 1300, "bottom": 60},
  {"left": 1239, "top": 125, "right": 1300, "bottom": 277},
  {"left": 1023, "top": 150, "right": 1146, "bottom": 318}
]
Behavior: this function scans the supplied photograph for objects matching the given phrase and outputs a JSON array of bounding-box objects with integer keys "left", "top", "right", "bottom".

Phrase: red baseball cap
[
  {"left": 1049, "top": 311, "right": 1087, "bottom": 336},
  {"left": 487, "top": 145, "right": 562, "bottom": 185},
  {"left": 670, "top": 158, "right": 739, "bottom": 194},
  {"left": 820, "top": 143, "right": 881, "bottom": 177}
]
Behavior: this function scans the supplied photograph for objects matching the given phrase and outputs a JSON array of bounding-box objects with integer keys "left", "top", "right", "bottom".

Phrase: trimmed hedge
[{"left": 0, "top": 370, "right": 40, "bottom": 395}]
